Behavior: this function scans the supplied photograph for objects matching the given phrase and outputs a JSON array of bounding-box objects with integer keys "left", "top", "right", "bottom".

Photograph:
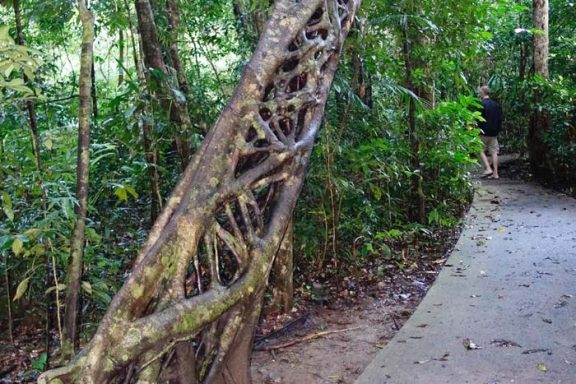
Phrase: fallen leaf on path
[
  {"left": 491, "top": 339, "right": 522, "bottom": 348},
  {"left": 413, "top": 352, "right": 449, "bottom": 365},
  {"left": 536, "top": 363, "right": 547, "bottom": 373},
  {"left": 542, "top": 318, "right": 552, "bottom": 324},
  {"left": 463, "top": 338, "right": 482, "bottom": 350},
  {"left": 522, "top": 348, "right": 550, "bottom": 355},
  {"left": 554, "top": 300, "right": 568, "bottom": 308}
]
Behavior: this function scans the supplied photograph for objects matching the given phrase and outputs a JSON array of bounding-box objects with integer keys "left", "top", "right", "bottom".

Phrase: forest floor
[{"left": 251, "top": 228, "right": 462, "bottom": 384}]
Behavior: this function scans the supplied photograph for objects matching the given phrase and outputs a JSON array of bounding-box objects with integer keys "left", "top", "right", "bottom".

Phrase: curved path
[{"left": 356, "top": 178, "right": 576, "bottom": 383}]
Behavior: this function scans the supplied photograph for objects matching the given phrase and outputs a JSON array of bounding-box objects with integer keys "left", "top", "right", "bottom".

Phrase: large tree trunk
[
  {"left": 233, "top": 0, "right": 294, "bottom": 315},
  {"left": 528, "top": 0, "right": 551, "bottom": 180},
  {"left": 61, "top": 0, "right": 95, "bottom": 361},
  {"left": 38, "top": 1, "right": 361, "bottom": 383},
  {"left": 269, "top": 222, "right": 293, "bottom": 313}
]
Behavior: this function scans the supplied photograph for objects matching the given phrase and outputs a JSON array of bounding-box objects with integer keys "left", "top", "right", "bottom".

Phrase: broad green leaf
[
  {"left": 2, "top": 63, "right": 14, "bottom": 77},
  {"left": 13, "top": 277, "right": 30, "bottom": 301},
  {"left": 12, "top": 238, "right": 23, "bottom": 256},
  {"left": 23, "top": 67, "right": 35, "bottom": 81},
  {"left": 45, "top": 138, "right": 53, "bottom": 150},
  {"left": 24, "top": 228, "right": 43, "bottom": 239},
  {"left": 3, "top": 206, "right": 14, "bottom": 221},
  {"left": 82, "top": 281, "right": 93, "bottom": 295},
  {"left": 0, "top": 236, "right": 11, "bottom": 252},
  {"left": 124, "top": 184, "right": 139, "bottom": 199},
  {"left": 2, "top": 191, "right": 12, "bottom": 209},
  {"left": 0, "top": 25, "right": 12, "bottom": 43},
  {"left": 114, "top": 187, "right": 128, "bottom": 202},
  {"left": 31, "top": 353, "right": 47, "bottom": 371},
  {"left": 45, "top": 284, "right": 66, "bottom": 294}
]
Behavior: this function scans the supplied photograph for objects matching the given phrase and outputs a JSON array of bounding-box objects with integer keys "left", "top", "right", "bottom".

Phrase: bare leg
[
  {"left": 491, "top": 152, "right": 499, "bottom": 178},
  {"left": 479, "top": 151, "right": 493, "bottom": 175}
]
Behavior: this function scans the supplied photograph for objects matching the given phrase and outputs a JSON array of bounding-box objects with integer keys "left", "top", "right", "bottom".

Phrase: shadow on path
[{"left": 356, "top": 177, "right": 576, "bottom": 383}]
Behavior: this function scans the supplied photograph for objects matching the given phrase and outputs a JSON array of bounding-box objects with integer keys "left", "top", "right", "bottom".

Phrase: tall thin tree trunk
[
  {"left": 166, "top": 0, "right": 189, "bottom": 95},
  {"left": 91, "top": 59, "right": 98, "bottom": 118},
  {"left": 39, "top": 1, "right": 362, "bottom": 383},
  {"left": 528, "top": 0, "right": 551, "bottom": 180},
  {"left": 135, "top": 0, "right": 192, "bottom": 167},
  {"left": 401, "top": 20, "right": 425, "bottom": 224},
  {"left": 141, "top": 116, "right": 163, "bottom": 222},
  {"left": 61, "top": 0, "right": 95, "bottom": 361},
  {"left": 117, "top": 29, "right": 125, "bottom": 86},
  {"left": 122, "top": 0, "right": 163, "bottom": 223}
]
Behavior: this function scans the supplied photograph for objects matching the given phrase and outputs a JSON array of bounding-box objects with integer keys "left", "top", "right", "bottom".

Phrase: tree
[
  {"left": 528, "top": 0, "right": 550, "bottom": 179},
  {"left": 136, "top": 0, "right": 194, "bottom": 168},
  {"left": 61, "top": 0, "right": 95, "bottom": 361},
  {"left": 38, "top": 1, "right": 361, "bottom": 383}
]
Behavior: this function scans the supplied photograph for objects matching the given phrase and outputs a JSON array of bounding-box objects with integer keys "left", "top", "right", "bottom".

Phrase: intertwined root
[{"left": 39, "top": 1, "right": 359, "bottom": 383}]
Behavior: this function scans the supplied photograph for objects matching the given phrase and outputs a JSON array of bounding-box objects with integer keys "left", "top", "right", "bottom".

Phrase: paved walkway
[{"left": 356, "top": 178, "right": 576, "bottom": 384}]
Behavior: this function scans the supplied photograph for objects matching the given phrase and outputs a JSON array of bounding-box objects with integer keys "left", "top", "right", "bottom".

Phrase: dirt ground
[{"left": 251, "top": 296, "right": 419, "bottom": 384}]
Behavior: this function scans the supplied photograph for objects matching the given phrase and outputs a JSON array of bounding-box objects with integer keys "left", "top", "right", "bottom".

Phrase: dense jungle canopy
[{"left": 0, "top": 0, "right": 574, "bottom": 383}]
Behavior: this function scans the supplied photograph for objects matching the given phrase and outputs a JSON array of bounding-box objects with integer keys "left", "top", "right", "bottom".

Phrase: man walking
[{"left": 478, "top": 86, "right": 503, "bottom": 179}]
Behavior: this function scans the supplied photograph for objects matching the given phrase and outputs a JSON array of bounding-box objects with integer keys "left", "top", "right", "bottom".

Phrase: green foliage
[{"left": 0, "top": 25, "right": 41, "bottom": 98}]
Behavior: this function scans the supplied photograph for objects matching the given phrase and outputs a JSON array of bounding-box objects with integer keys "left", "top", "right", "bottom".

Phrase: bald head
[{"left": 479, "top": 86, "right": 491, "bottom": 99}]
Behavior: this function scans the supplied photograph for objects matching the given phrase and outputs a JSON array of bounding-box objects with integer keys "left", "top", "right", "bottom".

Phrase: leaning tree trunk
[
  {"left": 233, "top": 0, "right": 294, "bottom": 315},
  {"left": 528, "top": 0, "right": 551, "bottom": 180},
  {"left": 61, "top": 0, "right": 95, "bottom": 361},
  {"left": 38, "top": 1, "right": 361, "bottom": 383}
]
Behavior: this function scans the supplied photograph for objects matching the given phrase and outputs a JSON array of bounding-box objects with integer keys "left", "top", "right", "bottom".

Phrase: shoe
[
  {"left": 480, "top": 172, "right": 493, "bottom": 178},
  {"left": 487, "top": 175, "right": 499, "bottom": 179}
]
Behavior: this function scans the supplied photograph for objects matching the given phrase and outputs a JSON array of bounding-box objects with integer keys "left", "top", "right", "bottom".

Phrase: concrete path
[{"left": 356, "top": 178, "right": 576, "bottom": 384}]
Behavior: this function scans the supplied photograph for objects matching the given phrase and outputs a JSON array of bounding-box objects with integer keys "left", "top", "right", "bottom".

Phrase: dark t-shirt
[{"left": 478, "top": 98, "right": 503, "bottom": 137}]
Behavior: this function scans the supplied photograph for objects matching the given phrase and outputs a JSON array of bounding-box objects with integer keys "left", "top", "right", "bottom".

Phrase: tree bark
[
  {"left": 118, "top": 29, "right": 125, "bottom": 86},
  {"left": 61, "top": 0, "right": 95, "bottom": 361},
  {"left": 532, "top": 0, "right": 549, "bottom": 78},
  {"left": 401, "top": 20, "right": 426, "bottom": 224},
  {"left": 135, "top": 0, "right": 192, "bottom": 166},
  {"left": 269, "top": 221, "right": 293, "bottom": 313},
  {"left": 234, "top": 0, "right": 294, "bottom": 315},
  {"left": 528, "top": 0, "right": 551, "bottom": 180},
  {"left": 39, "top": 1, "right": 361, "bottom": 383},
  {"left": 166, "top": 0, "right": 190, "bottom": 96},
  {"left": 122, "top": 0, "right": 163, "bottom": 223}
]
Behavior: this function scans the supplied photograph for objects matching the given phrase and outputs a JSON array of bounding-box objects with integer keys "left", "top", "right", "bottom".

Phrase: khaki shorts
[{"left": 481, "top": 136, "right": 499, "bottom": 155}]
